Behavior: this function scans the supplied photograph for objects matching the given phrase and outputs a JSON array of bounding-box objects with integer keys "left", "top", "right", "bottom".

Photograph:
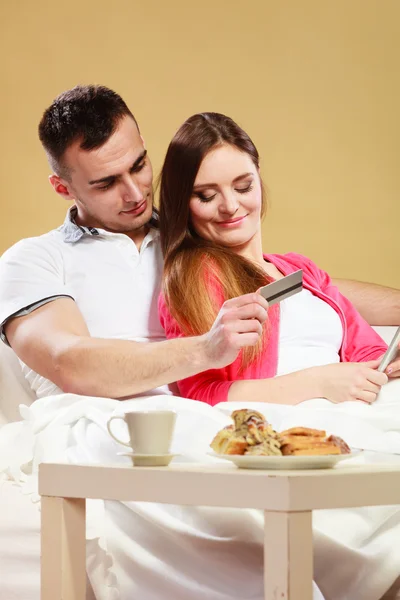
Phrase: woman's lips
[{"left": 215, "top": 214, "right": 248, "bottom": 227}]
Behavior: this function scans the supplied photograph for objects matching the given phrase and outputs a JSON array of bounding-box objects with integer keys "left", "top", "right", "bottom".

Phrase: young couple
[
  {"left": 1, "top": 85, "right": 400, "bottom": 600},
  {"left": 1, "top": 86, "right": 397, "bottom": 405}
]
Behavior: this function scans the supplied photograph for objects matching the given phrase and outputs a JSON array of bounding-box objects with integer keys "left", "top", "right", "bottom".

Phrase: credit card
[{"left": 259, "top": 270, "right": 303, "bottom": 306}]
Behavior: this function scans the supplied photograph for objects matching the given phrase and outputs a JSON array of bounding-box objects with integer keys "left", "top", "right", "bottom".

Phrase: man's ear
[{"left": 49, "top": 175, "right": 75, "bottom": 201}]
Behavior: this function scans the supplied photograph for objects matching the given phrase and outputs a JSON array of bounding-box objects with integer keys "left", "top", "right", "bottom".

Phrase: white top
[
  {"left": 276, "top": 289, "right": 343, "bottom": 376},
  {"left": 0, "top": 209, "right": 176, "bottom": 398}
]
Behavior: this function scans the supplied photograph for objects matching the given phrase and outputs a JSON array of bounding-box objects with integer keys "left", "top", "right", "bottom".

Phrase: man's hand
[
  {"left": 5, "top": 294, "right": 269, "bottom": 398},
  {"left": 203, "top": 293, "right": 269, "bottom": 369}
]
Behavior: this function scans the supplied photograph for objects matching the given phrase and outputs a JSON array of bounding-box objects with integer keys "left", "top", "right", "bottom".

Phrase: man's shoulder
[{"left": 1, "top": 228, "right": 64, "bottom": 263}]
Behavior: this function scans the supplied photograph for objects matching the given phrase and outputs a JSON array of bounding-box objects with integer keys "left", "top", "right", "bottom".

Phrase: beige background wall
[{"left": 0, "top": 0, "right": 398, "bottom": 286}]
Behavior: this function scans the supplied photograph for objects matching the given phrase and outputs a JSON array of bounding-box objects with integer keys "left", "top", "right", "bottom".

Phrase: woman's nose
[{"left": 219, "top": 192, "right": 239, "bottom": 215}]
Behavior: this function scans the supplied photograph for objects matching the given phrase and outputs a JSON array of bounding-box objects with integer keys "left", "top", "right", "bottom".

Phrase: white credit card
[{"left": 259, "top": 270, "right": 303, "bottom": 306}]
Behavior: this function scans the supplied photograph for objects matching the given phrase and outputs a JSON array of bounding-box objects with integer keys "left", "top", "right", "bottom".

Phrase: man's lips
[
  {"left": 215, "top": 214, "right": 248, "bottom": 227},
  {"left": 120, "top": 200, "right": 147, "bottom": 216}
]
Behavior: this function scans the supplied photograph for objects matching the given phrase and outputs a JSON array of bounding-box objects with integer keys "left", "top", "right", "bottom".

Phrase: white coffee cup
[{"left": 107, "top": 410, "right": 177, "bottom": 455}]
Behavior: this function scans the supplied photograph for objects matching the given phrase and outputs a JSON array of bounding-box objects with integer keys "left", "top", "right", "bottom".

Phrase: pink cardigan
[{"left": 158, "top": 253, "right": 387, "bottom": 406}]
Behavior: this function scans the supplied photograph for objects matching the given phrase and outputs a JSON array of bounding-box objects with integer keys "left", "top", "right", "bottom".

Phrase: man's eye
[
  {"left": 97, "top": 181, "right": 114, "bottom": 191},
  {"left": 131, "top": 160, "right": 146, "bottom": 174},
  {"left": 195, "top": 192, "right": 217, "bottom": 202},
  {"left": 236, "top": 184, "right": 253, "bottom": 194}
]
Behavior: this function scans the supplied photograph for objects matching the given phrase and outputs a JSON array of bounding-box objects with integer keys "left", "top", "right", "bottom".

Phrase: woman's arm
[
  {"left": 229, "top": 361, "right": 387, "bottom": 405},
  {"left": 290, "top": 254, "right": 388, "bottom": 363},
  {"left": 160, "top": 289, "right": 387, "bottom": 406},
  {"left": 229, "top": 367, "right": 321, "bottom": 405}
]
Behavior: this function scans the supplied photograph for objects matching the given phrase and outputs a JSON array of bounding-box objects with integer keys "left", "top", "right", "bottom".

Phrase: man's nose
[{"left": 123, "top": 176, "right": 144, "bottom": 203}]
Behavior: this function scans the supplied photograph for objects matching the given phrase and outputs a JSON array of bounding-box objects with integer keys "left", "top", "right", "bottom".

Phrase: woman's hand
[
  {"left": 316, "top": 360, "right": 388, "bottom": 404},
  {"left": 386, "top": 349, "right": 400, "bottom": 378}
]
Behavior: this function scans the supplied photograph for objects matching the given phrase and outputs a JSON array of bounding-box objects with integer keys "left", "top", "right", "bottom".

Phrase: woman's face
[{"left": 189, "top": 144, "right": 263, "bottom": 252}]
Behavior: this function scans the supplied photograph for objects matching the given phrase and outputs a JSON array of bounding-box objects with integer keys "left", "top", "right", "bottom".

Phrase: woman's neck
[
  {"left": 233, "top": 232, "right": 265, "bottom": 267},
  {"left": 232, "top": 232, "right": 283, "bottom": 280}
]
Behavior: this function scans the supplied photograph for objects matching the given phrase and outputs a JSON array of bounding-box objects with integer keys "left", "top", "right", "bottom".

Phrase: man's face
[{"left": 51, "top": 116, "right": 154, "bottom": 242}]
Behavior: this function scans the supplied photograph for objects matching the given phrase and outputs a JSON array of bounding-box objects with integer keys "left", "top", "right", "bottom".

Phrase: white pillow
[
  {"left": 373, "top": 326, "right": 397, "bottom": 345},
  {"left": 0, "top": 343, "right": 35, "bottom": 425}
]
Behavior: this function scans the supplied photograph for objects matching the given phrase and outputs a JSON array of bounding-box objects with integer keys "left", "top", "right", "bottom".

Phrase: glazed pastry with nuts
[
  {"left": 210, "top": 409, "right": 282, "bottom": 456},
  {"left": 210, "top": 410, "right": 351, "bottom": 457}
]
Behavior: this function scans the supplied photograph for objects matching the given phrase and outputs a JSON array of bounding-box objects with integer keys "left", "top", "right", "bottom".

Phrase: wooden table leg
[
  {"left": 264, "top": 510, "right": 313, "bottom": 600},
  {"left": 41, "top": 496, "right": 86, "bottom": 600}
]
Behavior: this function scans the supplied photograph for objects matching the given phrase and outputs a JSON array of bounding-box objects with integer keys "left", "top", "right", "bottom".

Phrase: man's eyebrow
[
  {"left": 88, "top": 150, "right": 147, "bottom": 185},
  {"left": 193, "top": 172, "right": 253, "bottom": 190}
]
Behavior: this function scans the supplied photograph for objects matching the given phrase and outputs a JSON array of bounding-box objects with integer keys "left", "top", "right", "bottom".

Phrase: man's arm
[
  {"left": 5, "top": 295, "right": 268, "bottom": 399},
  {"left": 332, "top": 279, "right": 400, "bottom": 326}
]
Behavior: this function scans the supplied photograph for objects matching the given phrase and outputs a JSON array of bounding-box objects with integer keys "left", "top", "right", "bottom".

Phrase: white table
[{"left": 39, "top": 461, "right": 400, "bottom": 600}]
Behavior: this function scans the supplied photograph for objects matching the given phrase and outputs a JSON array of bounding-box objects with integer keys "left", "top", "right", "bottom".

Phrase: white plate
[
  {"left": 208, "top": 451, "right": 359, "bottom": 470},
  {"left": 117, "top": 452, "right": 179, "bottom": 467}
]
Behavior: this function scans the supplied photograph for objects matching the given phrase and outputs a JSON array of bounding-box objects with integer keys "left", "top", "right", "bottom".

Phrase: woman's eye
[
  {"left": 195, "top": 192, "right": 217, "bottom": 202},
  {"left": 236, "top": 184, "right": 253, "bottom": 194}
]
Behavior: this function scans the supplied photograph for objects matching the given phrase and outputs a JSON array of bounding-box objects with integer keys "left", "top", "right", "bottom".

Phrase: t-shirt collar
[{"left": 59, "top": 206, "right": 159, "bottom": 244}]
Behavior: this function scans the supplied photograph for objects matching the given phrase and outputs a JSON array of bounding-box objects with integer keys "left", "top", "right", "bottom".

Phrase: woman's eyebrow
[{"left": 193, "top": 172, "right": 253, "bottom": 190}]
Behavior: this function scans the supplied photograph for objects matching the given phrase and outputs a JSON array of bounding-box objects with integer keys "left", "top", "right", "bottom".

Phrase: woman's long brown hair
[{"left": 159, "top": 112, "right": 272, "bottom": 366}]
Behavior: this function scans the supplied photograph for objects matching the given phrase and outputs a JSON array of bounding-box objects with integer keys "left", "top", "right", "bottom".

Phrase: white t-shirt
[
  {"left": 276, "top": 289, "right": 343, "bottom": 376},
  {"left": 0, "top": 208, "right": 176, "bottom": 398}
]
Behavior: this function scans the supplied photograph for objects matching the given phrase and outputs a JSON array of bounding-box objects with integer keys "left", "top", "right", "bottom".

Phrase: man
[
  {"left": 1, "top": 86, "right": 400, "bottom": 600},
  {"left": 0, "top": 84, "right": 399, "bottom": 396}
]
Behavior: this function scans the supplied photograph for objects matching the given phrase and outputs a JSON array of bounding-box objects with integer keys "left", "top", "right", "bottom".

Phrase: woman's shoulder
[
  {"left": 264, "top": 252, "right": 329, "bottom": 288},
  {"left": 264, "top": 252, "right": 319, "bottom": 272}
]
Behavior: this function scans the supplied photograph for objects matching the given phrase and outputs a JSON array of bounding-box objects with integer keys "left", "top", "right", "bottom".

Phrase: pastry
[
  {"left": 280, "top": 428, "right": 350, "bottom": 456},
  {"left": 279, "top": 435, "right": 327, "bottom": 449},
  {"left": 245, "top": 438, "right": 282, "bottom": 456},
  {"left": 282, "top": 444, "right": 341, "bottom": 456},
  {"left": 281, "top": 441, "right": 341, "bottom": 456},
  {"left": 210, "top": 425, "right": 248, "bottom": 455},
  {"left": 280, "top": 427, "right": 326, "bottom": 438},
  {"left": 210, "top": 410, "right": 351, "bottom": 458},
  {"left": 210, "top": 409, "right": 282, "bottom": 456},
  {"left": 326, "top": 434, "right": 351, "bottom": 454}
]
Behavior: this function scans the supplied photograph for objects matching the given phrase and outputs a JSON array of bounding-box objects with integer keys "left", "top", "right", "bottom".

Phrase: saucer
[{"left": 117, "top": 452, "right": 179, "bottom": 467}]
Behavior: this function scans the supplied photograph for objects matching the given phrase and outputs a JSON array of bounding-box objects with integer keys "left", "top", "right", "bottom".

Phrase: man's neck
[
  {"left": 72, "top": 206, "right": 150, "bottom": 250},
  {"left": 125, "top": 226, "right": 150, "bottom": 250}
]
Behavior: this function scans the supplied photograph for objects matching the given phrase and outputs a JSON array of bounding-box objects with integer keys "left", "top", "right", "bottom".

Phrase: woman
[
  {"left": 158, "top": 112, "right": 389, "bottom": 406},
  {"left": 156, "top": 112, "right": 400, "bottom": 600}
]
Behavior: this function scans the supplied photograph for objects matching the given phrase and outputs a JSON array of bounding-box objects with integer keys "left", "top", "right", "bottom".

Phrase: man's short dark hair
[{"left": 38, "top": 85, "right": 138, "bottom": 179}]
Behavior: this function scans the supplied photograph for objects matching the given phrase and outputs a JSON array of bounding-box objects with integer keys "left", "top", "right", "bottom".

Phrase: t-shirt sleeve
[
  {"left": 0, "top": 237, "right": 75, "bottom": 343},
  {"left": 158, "top": 292, "right": 234, "bottom": 405},
  {"left": 287, "top": 253, "right": 388, "bottom": 362}
]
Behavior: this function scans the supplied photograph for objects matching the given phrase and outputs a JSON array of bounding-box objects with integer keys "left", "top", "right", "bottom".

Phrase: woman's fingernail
[{"left": 387, "top": 368, "right": 392, "bottom": 374}]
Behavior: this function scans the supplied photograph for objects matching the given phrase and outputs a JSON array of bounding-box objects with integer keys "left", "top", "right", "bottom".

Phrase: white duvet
[{"left": 1, "top": 379, "right": 400, "bottom": 600}]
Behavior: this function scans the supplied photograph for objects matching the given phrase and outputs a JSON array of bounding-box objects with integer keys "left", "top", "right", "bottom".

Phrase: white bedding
[{"left": 1, "top": 378, "right": 400, "bottom": 600}]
